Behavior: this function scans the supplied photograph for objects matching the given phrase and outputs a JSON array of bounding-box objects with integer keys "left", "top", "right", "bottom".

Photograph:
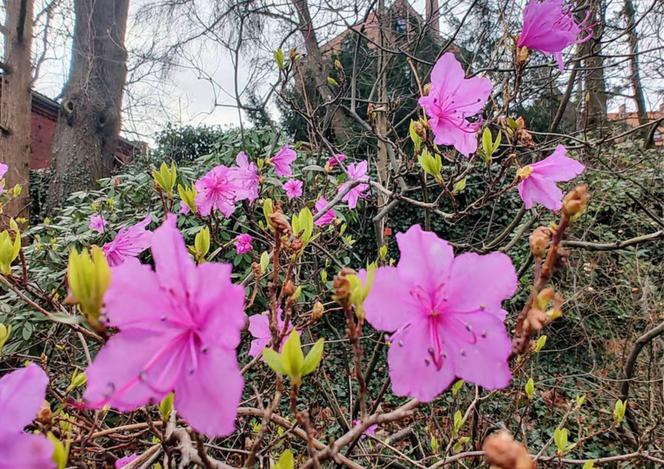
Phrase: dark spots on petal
[
  {"left": 398, "top": 340, "right": 404, "bottom": 347},
  {"left": 160, "top": 315, "right": 167, "bottom": 321},
  {"left": 479, "top": 305, "right": 486, "bottom": 311},
  {"left": 424, "top": 358, "right": 430, "bottom": 367},
  {"left": 139, "top": 371, "right": 148, "bottom": 382},
  {"left": 465, "top": 323, "right": 472, "bottom": 332},
  {"left": 104, "top": 382, "right": 115, "bottom": 397},
  {"left": 481, "top": 331, "right": 488, "bottom": 339},
  {"left": 460, "top": 349, "right": 467, "bottom": 357},
  {"left": 201, "top": 345, "right": 209, "bottom": 354}
]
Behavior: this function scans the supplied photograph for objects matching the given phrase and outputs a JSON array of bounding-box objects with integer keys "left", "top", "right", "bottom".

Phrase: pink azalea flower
[
  {"left": 0, "top": 162, "right": 8, "bottom": 195},
  {"left": 89, "top": 214, "right": 107, "bottom": 233},
  {"left": 234, "top": 233, "right": 253, "bottom": 255},
  {"left": 84, "top": 214, "right": 246, "bottom": 438},
  {"left": 326, "top": 153, "right": 346, "bottom": 170},
  {"left": 180, "top": 203, "right": 190, "bottom": 215},
  {"left": 314, "top": 197, "right": 336, "bottom": 226},
  {"left": 352, "top": 419, "right": 377, "bottom": 438},
  {"left": 517, "top": 145, "right": 585, "bottom": 211},
  {"left": 517, "top": 0, "right": 592, "bottom": 71},
  {"left": 419, "top": 53, "right": 492, "bottom": 157},
  {"left": 362, "top": 225, "right": 516, "bottom": 402},
  {"left": 115, "top": 454, "right": 138, "bottom": 468},
  {"left": 195, "top": 165, "right": 239, "bottom": 217},
  {"left": 103, "top": 215, "right": 153, "bottom": 267},
  {"left": 339, "top": 161, "right": 369, "bottom": 209},
  {"left": 232, "top": 152, "right": 259, "bottom": 202},
  {"left": 248, "top": 308, "right": 295, "bottom": 357},
  {"left": 271, "top": 145, "right": 297, "bottom": 177},
  {"left": 0, "top": 364, "right": 55, "bottom": 468},
  {"left": 283, "top": 179, "right": 303, "bottom": 199}
]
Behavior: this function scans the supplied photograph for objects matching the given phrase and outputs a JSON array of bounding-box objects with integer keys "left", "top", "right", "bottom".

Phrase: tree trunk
[
  {"left": 291, "top": 0, "right": 349, "bottom": 140},
  {"left": 623, "top": 0, "right": 648, "bottom": 132},
  {"left": 47, "top": 0, "right": 129, "bottom": 209},
  {"left": 581, "top": 0, "right": 608, "bottom": 131},
  {"left": 425, "top": 0, "right": 440, "bottom": 35},
  {"left": 0, "top": 0, "right": 34, "bottom": 218}
]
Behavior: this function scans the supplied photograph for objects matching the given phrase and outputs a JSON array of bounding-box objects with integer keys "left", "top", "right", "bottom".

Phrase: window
[{"left": 394, "top": 18, "right": 407, "bottom": 35}]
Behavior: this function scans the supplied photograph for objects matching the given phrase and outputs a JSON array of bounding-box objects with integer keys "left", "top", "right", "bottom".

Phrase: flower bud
[
  {"left": 283, "top": 280, "right": 296, "bottom": 297},
  {"left": 529, "top": 227, "right": 550, "bottom": 257},
  {"left": 66, "top": 246, "right": 111, "bottom": 329},
  {"left": 0, "top": 323, "right": 11, "bottom": 354},
  {"left": 516, "top": 45, "right": 530, "bottom": 65},
  {"left": 483, "top": 431, "right": 534, "bottom": 469},
  {"left": 333, "top": 268, "right": 356, "bottom": 307},
  {"left": 312, "top": 301, "right": 325, "bottom": 321},
  {"left": 535, "top": 287, "right": 555, "bottom": 311},
  {"left": 269, "top": 211, "right": 291, "bottom": 236},
  {"left": 0, "top": 220, "right": 21, "bottom": 275},
  {"left": 422, "top": 83, "right": 432, "bottom": 96},
  {"left": 524, "top": 307, "right": 548, "bottom": 332},
  {"left": 562, "top": 184, "right": 589, "bottom": 217},
  {"left": 36, "top": 400, "right": 52, "bottom": 425}
]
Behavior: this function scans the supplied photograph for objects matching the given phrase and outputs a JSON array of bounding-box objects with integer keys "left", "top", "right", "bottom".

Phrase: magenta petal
[
  {"left": 175, "top": 346, "right": 243, "bottom": 438},
  {"left": 104, "top": 260, "right": 171, "bottom": 329},
  {"left": 0, "top": 432, "right": 55, "bottom": 469},
  {"left": 363, "top": 267, "right": 419, "bottom": 332},
  {"left": 532, "top": 146, "right": 585, "bottom": 181},
  {"left": 526, "top": 175, "right": 564, "bottom": 211},
  {"left": 84, "top": 330, "right": 179, "bottom": 410},
  {"left": 151, "top": 214, "right": 196, "bottom": 296},
  {"left": 396, "top": 225, "right": 454, "bottom": 295},
  {"left": 430, "top": 53, "right": 465, "bottom": 95},
  {"left": 0, "top": 364, "right": 48, "bottom": 432},
  {"left": 387, "top": 319, "right": 455, "bottom": 401},
  {"left": 442, "top": 312, "right": 512, "bottom": 389},
  {"left": 445, "top": 252, "right": 517, "bottom": 316}
]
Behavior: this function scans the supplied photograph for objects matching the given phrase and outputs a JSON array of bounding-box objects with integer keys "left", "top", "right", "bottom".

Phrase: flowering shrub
[{"left": 1, "top": 8, "right": 664, "bottom": 468}]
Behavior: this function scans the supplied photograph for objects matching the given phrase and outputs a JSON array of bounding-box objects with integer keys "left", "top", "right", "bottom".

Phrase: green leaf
[
  {"left": 263, "top": 348, "right": 286, "bottom": 375},
  {"left": 302, "top": 338, "right": 324, "bottom": 376},
  {"left": 493, "top": 130, "right": 502, "bottom": 153},
  {"left": 533, "top": 335, "right": 547, "bottom": 352},
  {"left": 274, "top": 48, "right": 285, "bottom": 70},
  {"left": 159, "top": 392, "right": 175, "bottom": 422},
  {"left": 525, "top": 377, "right": 535, "bottom": 400},
  {"left": 299, "top": 207, "right": 314, "bottom": 244},
  {"left": 430, "top": 435, "right": 439, "bottom": 453},
  {"left": 409, "top": 120, "right": 422, "bottom": 153},
  {"left": 451, "top": 380, "right": 464, "bottom": 396},
  {"left": 482, "top": 127, "right": 493, "bottom": 158},
  {"left": 613, "top": 399, "right": 627, "bottom": 426},
  {"left": 453, "top": 410, "right": 463, "bottom": 436},
  {"left": 553, "top": 428, "right": 569, "bottom": 455},
  {"left": 259, "top": 251, "right": 270, "bottom": 274},
  {"left": 452, "top": 177, "right": 467, "bottom": 195},
  {"left": 327, "top": 76, "right": 338, "bottom": 87},
  {"left": 282, "top": 329, "right": 304, "bottom": 383},
  {"left": 582, "top": 460, "right": 596, "bottom": 469}
]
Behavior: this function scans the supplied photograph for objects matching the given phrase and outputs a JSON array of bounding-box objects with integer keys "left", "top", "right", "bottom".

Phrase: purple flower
[
  {"left": 326, "top": 153, "right": 346, "bottom": 170},
  {"left": 248, "top": 308, "right": 295, "bottom": 357},
  {"left": 89, "top": 214, "right": 107, "bottom": 233},
  {"left": 0, "top": 364, "right": 55, "bottom": 468},
  {"left": 283, "top": 179, "right": 303, "bottom": 200},
  {"left": 195, "top": 165, "right": 239, "bottom": 217},
  {"left": 84, "top": 214, "right": 246, "bottom": 437},
  {"left": 115, "top": 454, "right": 138, "bottom": 468},
  {"left": 517, "top": 145, "right": 585, "bottom": 211},
  {"left": 232, "top": 152, "right": 259, "bottom": 202},
  {"left": 352, "top": 419, "right": 377, "bottom": 438},
  {"left": 517, "top": 0, "right": 592, "bottom": 71},
  {"left": 339, "top": 161, "right": 369, "bottom": 209},
  {"left": 234, "top": 234, "right": 253, "bottom": 255},
  {"left": 314, "top": 197, "right": 336, "bottom": 226},
  {"left": 362, "top": 225, "right": 516, "bottom": 402},
  {"left": 0, "top": 162, "right": 8, "bottom": 195},
  {"left": 419, "top": 53, "right": 492, "bottom": 157},
  {"left": 271, "top": 145, "right": 297, "bottom": 177},
  {"left": 103, "top": 215, "right": 153, "bottom": 267}
]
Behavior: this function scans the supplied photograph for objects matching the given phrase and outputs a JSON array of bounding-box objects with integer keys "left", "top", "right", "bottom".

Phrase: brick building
[{"left": 607, "top": 104, "right": 664, "bottom": 147}]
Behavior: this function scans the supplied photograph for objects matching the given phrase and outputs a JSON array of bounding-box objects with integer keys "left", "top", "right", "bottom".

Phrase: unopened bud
[
  {"left": 413, "top": 121, "right": 426, "bottom": 140},
  {"left": 283, "top": 280, "right": 296, "bottom": 297},
  {"left": 524, "top": 307, "right": 548, "bottom": 333},
  {"left": 269, "top": 211, "right": 291, "bottom": 235},
  {"left": 563, "top": 184, "right": 589, "bottom": 217},
  {"left": 516, "top": 45, "right": 530, "bottom": 65},
  {"left": 535, "top": 287, "right": 555, "bottom": 310},
  {"left": 422, "top": 83, "right": 432, "bottom": 96},
  {"left": 529, "top": 227, "right": 550, "bottom": 257},
  {"left": 483, "top": 431, "right": 534, "bottom": 469},
  {"left": 36, "top": 400, "right": 52, "bottom": 425},
  {"left": 333, "top": 268, "right": 356, "bottom": 306},
  {"left": 312, "top": 301, "right": 325, "bottom": 321}
]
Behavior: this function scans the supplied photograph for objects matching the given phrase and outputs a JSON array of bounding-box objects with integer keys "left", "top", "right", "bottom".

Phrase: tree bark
[
  {"left": 291, "top": 0, "right": 349, "bottom": 140},
  {"left": 623, "top": 0, "right": 648, "bottom": 132},
  {"left": 47, "top": 0, "right": 130, "bottom": 209},
  {"left": 0, "top": 0, "right": 34, "bottom": 218},
  {"left": 425, "top": 0, "right": 440, "bottom": 35},
  {"left": 581, "top": 0, "right": 608, "bottom": 131}
]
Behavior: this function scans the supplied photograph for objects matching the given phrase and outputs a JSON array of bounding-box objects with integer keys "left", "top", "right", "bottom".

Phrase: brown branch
[{"left": 562, "top": 230, "right": 663, "bottom": 251}]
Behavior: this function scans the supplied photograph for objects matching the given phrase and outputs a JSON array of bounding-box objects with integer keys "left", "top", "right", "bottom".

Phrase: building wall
[{"left": 30, "top": 109, "right": 58, "bottom": 170}]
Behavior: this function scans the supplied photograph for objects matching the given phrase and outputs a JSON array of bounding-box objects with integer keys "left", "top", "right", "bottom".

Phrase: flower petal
[
  {"left": 532, "top": 145, "right": 585, "bottom": 181},
  {"left": 387, "top": 318, "right": 455, "bottom": 402},
  {"left": 151, "top": 214, "right": 197, "bottom": 296},
  {"left": 175, "top": 346, "right": 243, "bottom": 438},
  {"left": 0, "top": 364, "right": 48, "bottom": 432},
  {"left": 445, "top": 252, "right": 517, "bottom": 315},
  {"left": 0, "top": 432, "right": 55, "bottom": 469},
  {"left": 363, "top": 266, "right": 420, "bottom": 332}
]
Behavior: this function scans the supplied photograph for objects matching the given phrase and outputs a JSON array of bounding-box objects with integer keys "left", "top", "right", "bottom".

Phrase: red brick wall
[{"left": 30, "top": 110, "right": 57, "bottom": 170}]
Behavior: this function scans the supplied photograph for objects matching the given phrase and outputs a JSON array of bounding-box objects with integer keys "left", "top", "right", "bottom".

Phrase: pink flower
[
  {"left": 352, "top": 419, "right": 377, "bottom": 438},
  {"left": 103, "top": 215, "right": 153, "bottom": 267},
  {"left": 232, "top": 152, "right": 259, "bottom": 202},
  {"left": 419, "top": 53, "right": 492, "bottom": 157},
  {"left": 517, "top": 0, "right": 591, "bottom": 71},
  {"left": 517, "top": 145, "right": 585, "bottom": 211},
  {"left": 89, "top": 214, "right": 107, "bottom": 233},
  {"left": 0, "top": 162, "right": 8, "bottom": 195},
  {"left": 326, "top": 153, "right": 346, "bottom": 170},
  {"left": 0, "top": 364, "right": 55, "bottom": 468},
  {"left": 84, "top": 214, "right": 246, "bottom": 437},
  {"left": 339, "top": 161, "right": 369, "bottom": 209},
  {"left": 283, "top": 179, "right": 303, "bottom": 199},
  {"left": 195, "top": 165, "right": 239, "bottom": 217},
  {"left": 314, "top": 197, "right": 336, "bottom": 226},
  {"left": 271, "top": 145, "right": 297, "bottom": 177},
  {"left": 248, "top": 308, "right": 295, "bottom": 357},
  {"left": 362, "top": 225, "right": 516, "bottom": 402},
  {"left": 115, "top": 454, "right": 138, "bottom": 468},
  {"left": 234, "top": 233, "right": 253, "bottom": 254}
]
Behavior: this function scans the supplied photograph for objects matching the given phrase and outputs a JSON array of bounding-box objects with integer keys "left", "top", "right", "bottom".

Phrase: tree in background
[
  {"left": 47, "top": 0, "right": 130, "bottom": 209},
  {"left": 0, "top": 0, "right": 34, "bottom": 218}
]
